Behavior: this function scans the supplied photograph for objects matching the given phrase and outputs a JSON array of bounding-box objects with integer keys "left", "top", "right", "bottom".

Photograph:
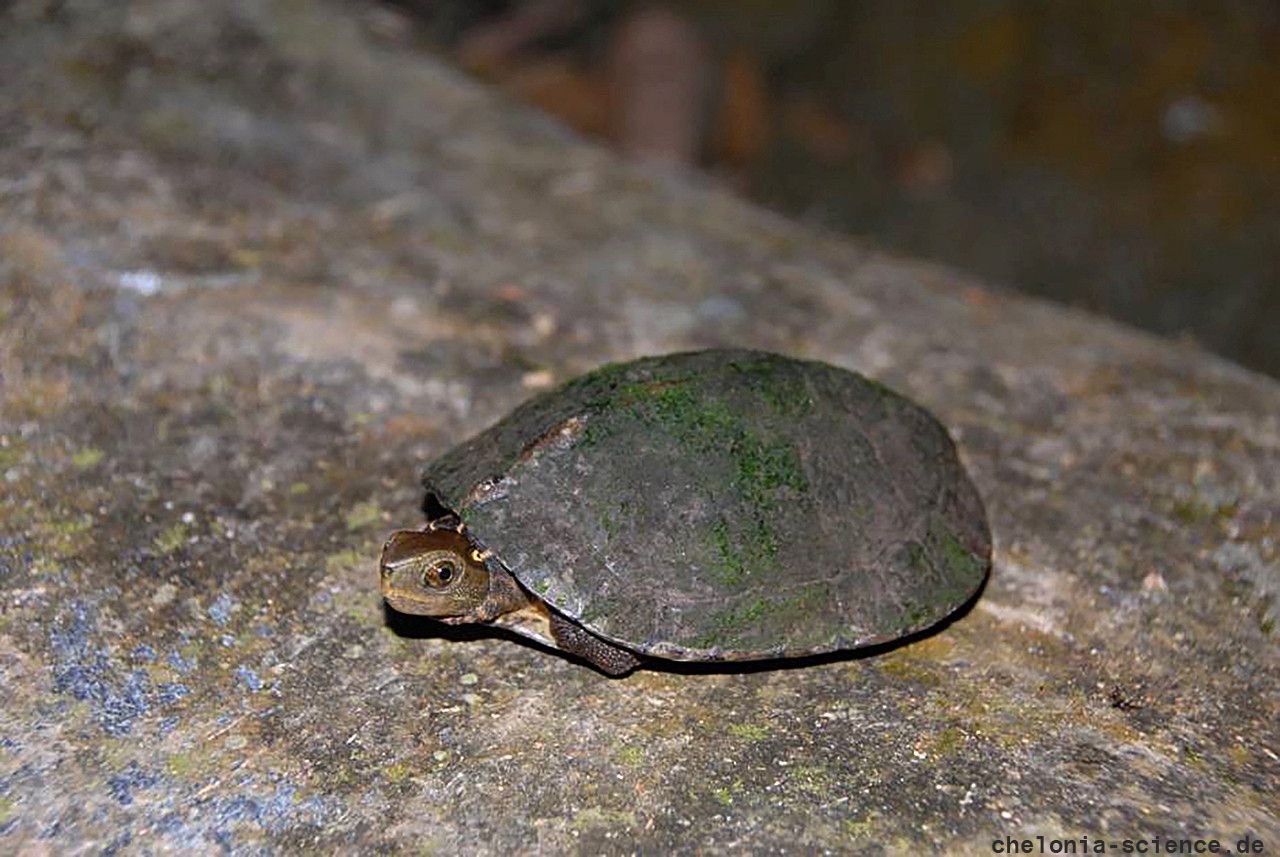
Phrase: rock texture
[{"left": 1, "top": 1, "right": 1275, "bottom": 853}]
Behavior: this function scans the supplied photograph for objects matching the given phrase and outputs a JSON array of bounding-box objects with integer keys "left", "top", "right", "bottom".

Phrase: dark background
[{"left": 386, "top": 0, "right": 1279, "bottom": 377}]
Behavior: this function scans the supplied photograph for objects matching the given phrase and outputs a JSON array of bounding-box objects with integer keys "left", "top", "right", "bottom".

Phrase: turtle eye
[{"left": 424, "top": 560, "right": 458, "bottom": 589}]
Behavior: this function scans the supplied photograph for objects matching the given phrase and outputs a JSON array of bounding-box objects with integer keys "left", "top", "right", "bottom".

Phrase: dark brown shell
[{"left": 423, "top": 349, "right": 990, "bottom": 661}]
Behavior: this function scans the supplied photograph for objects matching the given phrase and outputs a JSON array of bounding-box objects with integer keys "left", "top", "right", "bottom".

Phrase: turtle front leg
[{"left": 548, "top": 612, "right": 641, "bottom": 677}]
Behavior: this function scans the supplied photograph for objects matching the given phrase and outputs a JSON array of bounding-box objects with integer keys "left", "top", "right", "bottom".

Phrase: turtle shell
[{"left": 423, "top": 349, "right": 990, "bottom": 661}]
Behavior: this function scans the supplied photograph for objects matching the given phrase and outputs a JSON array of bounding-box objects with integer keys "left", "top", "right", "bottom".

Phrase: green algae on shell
[{"left": 422, "top": 349, "right": 991, "bottom": 662}]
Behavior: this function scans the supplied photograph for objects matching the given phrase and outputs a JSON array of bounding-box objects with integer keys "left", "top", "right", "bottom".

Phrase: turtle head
[{"left": 379, "top": 529, "right": 492, "bottom": 619}]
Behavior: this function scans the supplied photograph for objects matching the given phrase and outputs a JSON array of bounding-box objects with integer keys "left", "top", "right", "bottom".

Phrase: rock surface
[{"left": 1, "top": 1, "right": 1275, "bottom": 853}]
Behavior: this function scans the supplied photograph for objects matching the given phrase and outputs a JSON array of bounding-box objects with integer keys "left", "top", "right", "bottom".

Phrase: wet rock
[{"left": 0, "top": 0, "right": 1275, "bottom": 853}]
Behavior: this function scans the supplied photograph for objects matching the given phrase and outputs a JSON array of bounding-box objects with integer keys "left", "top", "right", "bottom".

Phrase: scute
[{"left": 423, "top": 349, "right": 990, "bottom": 660}]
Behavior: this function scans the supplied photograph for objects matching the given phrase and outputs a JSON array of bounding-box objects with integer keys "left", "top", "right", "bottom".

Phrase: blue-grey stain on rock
[
  {"left": 49, "top": 604, "right": 191, "bottom": 735},
  {"left": 380, "top": 349, "right": 990, "bottom": 675}
]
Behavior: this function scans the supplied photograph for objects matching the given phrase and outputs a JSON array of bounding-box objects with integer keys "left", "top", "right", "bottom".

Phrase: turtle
[{"left": 380, "top": 349, "right": 990, "bottom": 676}]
